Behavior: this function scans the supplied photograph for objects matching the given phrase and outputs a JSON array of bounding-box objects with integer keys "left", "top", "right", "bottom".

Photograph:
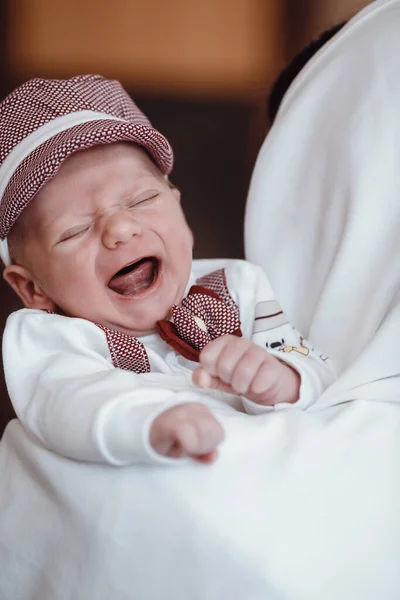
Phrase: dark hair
[{"left": 268, "top": 22, "right": 348, "bottom": 124}]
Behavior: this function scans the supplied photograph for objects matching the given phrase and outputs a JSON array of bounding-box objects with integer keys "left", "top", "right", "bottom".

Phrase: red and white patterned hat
[{"left": 0, "top": 74, "right": 174, "bottom": 266}]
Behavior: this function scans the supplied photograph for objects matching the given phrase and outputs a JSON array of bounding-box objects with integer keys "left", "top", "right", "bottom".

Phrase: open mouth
[{"left": 108, "top": 257, "right": 159, "bottom": 296}]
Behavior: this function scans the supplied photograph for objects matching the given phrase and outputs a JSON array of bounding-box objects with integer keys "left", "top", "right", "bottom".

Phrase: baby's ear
[{"left": 3, "top": 265, "right": 57, "bottom": 311}]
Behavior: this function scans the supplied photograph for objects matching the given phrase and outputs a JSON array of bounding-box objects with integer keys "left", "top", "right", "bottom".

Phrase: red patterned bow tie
[{"left": 157, "top": 285, "right": 242, "bottom": 362}]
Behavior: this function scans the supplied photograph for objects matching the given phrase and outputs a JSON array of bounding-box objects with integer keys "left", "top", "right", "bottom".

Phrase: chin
[{"left": 114, "top": 307, "right": 169, "bottom": 338}]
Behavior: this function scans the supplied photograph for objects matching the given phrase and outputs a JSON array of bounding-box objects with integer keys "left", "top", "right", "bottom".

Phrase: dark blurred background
[{"left": 0, "top": 0, "right": 370, "bottom": 434}]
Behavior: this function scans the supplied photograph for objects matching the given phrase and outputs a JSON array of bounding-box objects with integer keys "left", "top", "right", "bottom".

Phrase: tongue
[{"left": 109, "top": 259, "right": 156, "bottom": 296}]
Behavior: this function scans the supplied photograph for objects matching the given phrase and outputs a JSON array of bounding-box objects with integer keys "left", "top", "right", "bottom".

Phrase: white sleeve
[
  {"left": 225, "top": 261, "right": 337, "bottom": 414},
  {"left": 2, "top": 310, "right": 207, "bottom": 467}
]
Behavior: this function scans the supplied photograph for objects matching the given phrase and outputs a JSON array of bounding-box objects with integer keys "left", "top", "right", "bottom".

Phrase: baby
[{"left": 0, "top": 75, "right": 335, "bottom": 466}]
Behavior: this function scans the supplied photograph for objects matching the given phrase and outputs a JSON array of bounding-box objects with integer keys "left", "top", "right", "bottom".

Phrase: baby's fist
[
  {"left": 149, "top": 403, "right": 224, "bottom": 463},
  {"left": 193, "top": 334, "right": 300, "bottom": 406}
]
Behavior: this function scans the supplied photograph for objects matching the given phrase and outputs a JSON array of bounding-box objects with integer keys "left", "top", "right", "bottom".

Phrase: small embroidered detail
[
  {"left": 97, "top": 325, "right": 150, "bottom": 373},
  {"left": 281, "top": 346, "right": 310, "bottom": 357}
]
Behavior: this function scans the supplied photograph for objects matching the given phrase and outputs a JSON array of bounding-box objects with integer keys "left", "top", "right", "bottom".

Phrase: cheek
[
  {"left": 164, "top": 208, "right": 193, "bottom": 246},
  {"left": 168, "top": 222, "right": 193, "bottom": 262},
  {"left": 43, "top": 251, "right": 97, "bottom": 297}
]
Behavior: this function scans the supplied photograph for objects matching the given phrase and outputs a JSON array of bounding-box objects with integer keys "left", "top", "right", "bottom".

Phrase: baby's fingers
[
  {"left": 200, "top": 335, "right": 252, "bottom": 382},
  {"left": 230, "top": 347, "right": 272, "bottom": 395},
  {"left": 150, "top": 403, "right": 225, "bottom": 462},
  {"left": 195, "top": 450, "right": 219, "bottom": 464},
  {"left": 193, "top": 367, "right": 235, "bottom": 395},
  {"left": 176, "top": 412, "right": 225, "bottom": 459},
  {"left": 192, "top": 367, "right": 214, "bottom": 389}
]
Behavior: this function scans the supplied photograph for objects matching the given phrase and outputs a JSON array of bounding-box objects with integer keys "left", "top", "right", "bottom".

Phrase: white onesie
[{"left": 2, "top": 259, "right": 335, "bottom": 466}]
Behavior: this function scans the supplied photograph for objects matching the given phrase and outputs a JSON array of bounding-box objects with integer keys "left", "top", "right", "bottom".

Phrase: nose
[{"left": 101, "top": 210, "right": 142, "bottom": 250}]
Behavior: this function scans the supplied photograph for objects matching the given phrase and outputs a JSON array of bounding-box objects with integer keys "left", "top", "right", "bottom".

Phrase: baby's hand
[
  {"left": 149, "top": 403, "right": 224, "bottom": 463},
  {"left": 193, "top": 335, "right": 300, "bottom": 406}
]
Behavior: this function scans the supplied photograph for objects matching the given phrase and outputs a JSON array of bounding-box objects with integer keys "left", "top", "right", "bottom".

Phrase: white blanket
[{"left": 1, "top": 1, "right": 400, "bottom": 599}]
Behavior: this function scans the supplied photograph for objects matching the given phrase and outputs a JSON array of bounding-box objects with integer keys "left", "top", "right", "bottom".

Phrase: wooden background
[{"left": 0, "top": 0, "right": 371, "bottom": 434}]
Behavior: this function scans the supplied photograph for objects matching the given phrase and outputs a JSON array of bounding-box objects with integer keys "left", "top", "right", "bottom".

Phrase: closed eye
[
  {"left": 57, "top": 225, "right": 91, "bottom": 244},
  {"left": 126, "top": 191, "right": 159, "bottom": 209}
]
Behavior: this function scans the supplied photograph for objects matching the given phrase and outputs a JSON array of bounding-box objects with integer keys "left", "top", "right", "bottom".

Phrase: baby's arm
[
  {"left": 193, "top": 261, "right": 336, "bottom": 411},
  {"left": 3, "top": 311, "right": 223, "bottom": 465}
]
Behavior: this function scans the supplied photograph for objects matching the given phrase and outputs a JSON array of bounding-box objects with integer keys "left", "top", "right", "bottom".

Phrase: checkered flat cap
[{"left": 0, "top": 74, "right": 174, "bottom": 265}]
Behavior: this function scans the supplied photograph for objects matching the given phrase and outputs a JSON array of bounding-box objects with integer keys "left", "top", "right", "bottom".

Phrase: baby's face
[{"left": 10, "top": 143, "right": 193, "bottom": 336}]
